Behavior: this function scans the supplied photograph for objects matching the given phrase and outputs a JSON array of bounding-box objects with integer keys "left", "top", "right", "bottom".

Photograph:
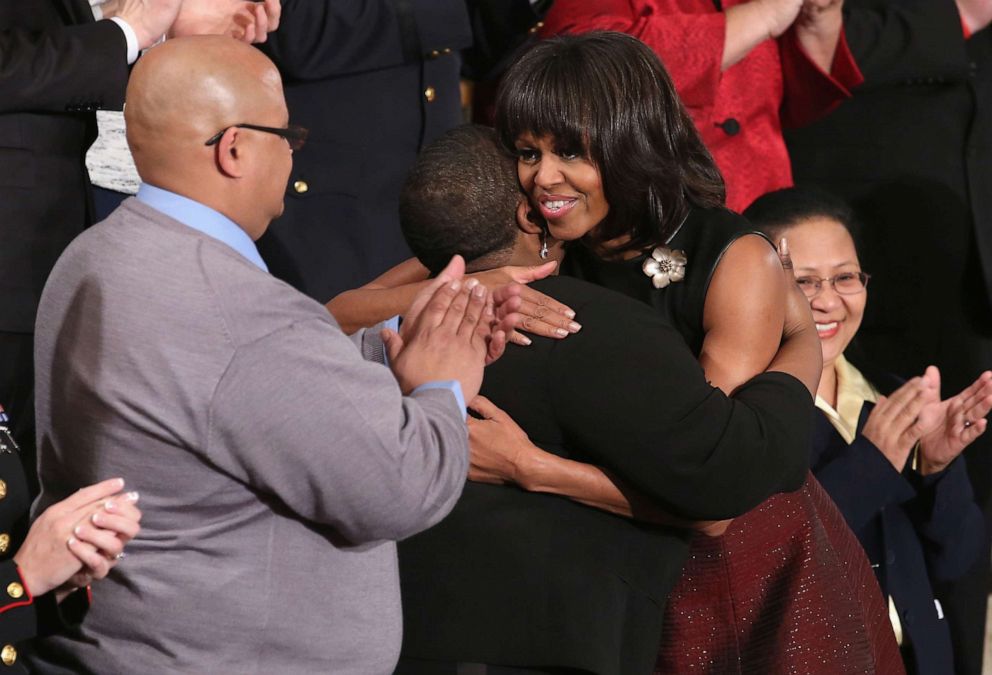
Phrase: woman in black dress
[{"left": 473, "top": 32, "right": 903, "bottom": 673}]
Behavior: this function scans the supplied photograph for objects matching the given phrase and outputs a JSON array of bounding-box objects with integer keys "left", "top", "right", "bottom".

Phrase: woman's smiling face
[
  {"left": 786, "top": 217, "right": 868, "bottom": 371},
  {"left": 514, "top": 132, "right": 610, "bottom": 242}
]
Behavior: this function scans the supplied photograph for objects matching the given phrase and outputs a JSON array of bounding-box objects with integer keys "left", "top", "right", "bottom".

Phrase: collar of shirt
[
  {"left": 814, "top": 353, "right": 879, "bottom": 444},
  {"left": 135, "top": 183, "right": 269, "bottom": 273}
]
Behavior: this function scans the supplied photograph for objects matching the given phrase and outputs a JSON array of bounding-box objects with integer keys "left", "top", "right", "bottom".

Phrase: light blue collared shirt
[
  {"left": 135, "top": 183, "right": 269, "bottom": 272},
  {"left": 136, "top": 187, "right": 465, "bottom": 419}
]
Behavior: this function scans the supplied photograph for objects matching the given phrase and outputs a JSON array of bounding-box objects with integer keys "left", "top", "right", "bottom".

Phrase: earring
[{"left": 539, "top": 229, "right": 549, "bottom": 260}]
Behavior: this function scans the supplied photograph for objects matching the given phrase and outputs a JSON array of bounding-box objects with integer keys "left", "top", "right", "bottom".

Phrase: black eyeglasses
[
  {"left": 204, "top": 124, "right": 308, "bottom": 151},
  {"left": 795, "top": 271, "right": 871, "bottom": 298}
]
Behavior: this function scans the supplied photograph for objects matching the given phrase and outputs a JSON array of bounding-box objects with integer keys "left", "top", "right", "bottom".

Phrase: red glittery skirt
[{"left": 655, "top": 473, "right": 905, "bottom": 675}]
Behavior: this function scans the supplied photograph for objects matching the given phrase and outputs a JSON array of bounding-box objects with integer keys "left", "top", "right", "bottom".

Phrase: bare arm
[
  {"left": 723, "top": 0, "right": 803, "bottom": 70},
  {"left": 468, "top": 397, "right": 730, "bottom": 535},
  {"left": 326, "top": 258, "right": 576, "bottom": 339},
  {"left": 793, "top": 0, "right": 845, "bottom": 74}
]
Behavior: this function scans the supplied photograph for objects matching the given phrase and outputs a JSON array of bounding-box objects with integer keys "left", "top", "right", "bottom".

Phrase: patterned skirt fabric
[{"left": 656, "top": 473, "right": 905, "bottom": 675}]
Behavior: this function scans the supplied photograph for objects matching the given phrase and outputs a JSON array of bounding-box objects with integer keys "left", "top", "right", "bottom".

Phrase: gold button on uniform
[
  {"left": 293, "top": 180, "right": 309, "bottom": 194},
  {"left": 0, "top": 534, "right": 9, "bottom": 554},
  {"left": 6, "top": 583, "right": 22, "bottom": 599},
  {"left": 529, "top": 21, "right": 545, "bottom": 34},
  {"left": 429, "top": 49, "right": 440, "bottom": 58},
  {"left": 0, "top": 644, "right": 15, "bottom": 666},
  {"left": 424, "top": 86, "right": 436, "bottom": 102},
  {"left": 0, "top": 479, "right": 7, "bottom": 500},
  {"left": 442, "top": 48, "right": 452, "bottom": 55}
]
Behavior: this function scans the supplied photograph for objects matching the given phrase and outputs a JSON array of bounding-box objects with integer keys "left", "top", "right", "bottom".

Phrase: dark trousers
[
  {"left": 0, "top": 331, "right": 37, "bottom": 497},
  {"left": 394, "top": 659, "right": 590, "bottom": 675}
]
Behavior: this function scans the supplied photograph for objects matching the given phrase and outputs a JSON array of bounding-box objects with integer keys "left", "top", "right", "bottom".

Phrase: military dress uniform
[{"left": 0, "top": 407, "right": 86, "bottom": 673}]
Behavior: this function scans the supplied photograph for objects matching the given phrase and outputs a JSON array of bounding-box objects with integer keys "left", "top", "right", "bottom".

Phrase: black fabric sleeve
[
  {"left": 260, "top": 0, "right": 472, "bottom": 81},
  {"left": 548, "top": 294, "right": 812, "bottom": 521},
  {"left": 843, "top": 0, "right": 970, "bottom": 86},
  {"left": 0, "top": 20, "right": 129, "bottom": 114}
]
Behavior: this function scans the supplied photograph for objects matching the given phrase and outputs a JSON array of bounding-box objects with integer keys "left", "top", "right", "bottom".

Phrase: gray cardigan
[{"left": 29, "top": 199, "right": 468, "bottom": 674}]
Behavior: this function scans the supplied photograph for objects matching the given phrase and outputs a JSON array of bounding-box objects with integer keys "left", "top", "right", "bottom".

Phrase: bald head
[
  {"left": 125, "top": 36, "right": 293, "bottom": 238},
  {"left": 126, "top": 36, "right": 283, "bottom": 175}
]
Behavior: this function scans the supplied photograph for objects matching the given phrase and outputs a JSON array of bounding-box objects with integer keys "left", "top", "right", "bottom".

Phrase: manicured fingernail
[
  {"left": 465, "top": 278, "right": 479, "bottom": 290},
  {"left": 74, "top": 525, "right": 84, "bottom": 537},
  {"left": 126, "top": 491, "right": 140, "bottom": 503},
  {"left": 485, "top": 305, "right": 494, "bottom": 317},
  {"left": 91, "top": 512, "right": 103, "bottom": 525},
  {"left": 518, "top": 335, "right": 532, "bottom": 346},
  {"left": 104, "top": 500, "right": 116, "bottom": 510},
  {"left": 472, "top": 284, "right": 485, "bottom": 298},
  {"left": 113, "top": 478, "right": 125, "bottom": 489},
  {"left": 555, "top": 328, "right": 569, "bottom": 337},
  {"left": 564, "top": 309, "right": 576, "bottom": 319},
  {"left": 450, "top": 280, "right": 461, "bottom": 291},
  {"left": 67, "top": 536, "right": 77, "bottom": 546},
  {"left": 568, "top": 321, "right": 582, "bottom": 333}
]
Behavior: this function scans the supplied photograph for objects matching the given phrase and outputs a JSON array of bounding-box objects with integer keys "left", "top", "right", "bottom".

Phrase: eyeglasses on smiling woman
[
  {"left": 204, "top": 124, "right": 309, "bottom": 151},
  {"left": 795, "top": 271, "right": 871, "bottom": 298}
]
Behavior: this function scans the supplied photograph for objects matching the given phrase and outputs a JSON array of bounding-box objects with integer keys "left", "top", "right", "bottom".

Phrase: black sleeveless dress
[{"left": 562, "top": 206, "right": 904, "bottom": 675}]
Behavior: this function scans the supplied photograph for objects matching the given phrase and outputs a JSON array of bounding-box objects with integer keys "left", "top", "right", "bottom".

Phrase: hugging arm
[
  {"left": 470, "top": 234, "right": 818, "bottom": 524},
  {"left": 327, "top": 258, "right": 573, "bottom": 340}
]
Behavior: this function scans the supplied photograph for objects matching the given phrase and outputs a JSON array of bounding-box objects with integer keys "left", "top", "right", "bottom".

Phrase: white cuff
[{"left": 108, "top": 16, "right": 140, "bottom": 65}]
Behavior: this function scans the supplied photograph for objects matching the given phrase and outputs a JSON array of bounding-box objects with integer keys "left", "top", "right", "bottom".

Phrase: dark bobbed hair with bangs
[
  {"left": 743, "top": 186, "right": 864, "bottom": 257},
  {"left": 494, "top": 31, "right": 725, "bottom": 254}
]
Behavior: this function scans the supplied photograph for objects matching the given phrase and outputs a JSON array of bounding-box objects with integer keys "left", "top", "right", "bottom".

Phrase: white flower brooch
[{"left": 641, "top": 246, "right": 687, "bottom": 289}]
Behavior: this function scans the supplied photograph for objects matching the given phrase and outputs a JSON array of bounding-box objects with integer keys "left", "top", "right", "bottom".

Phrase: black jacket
[
  {"left": 399, "top": 276, "right": 811, "bottom": 674},
  {"left": 0, "top": 0, "right": 130, "bottom": 334}
]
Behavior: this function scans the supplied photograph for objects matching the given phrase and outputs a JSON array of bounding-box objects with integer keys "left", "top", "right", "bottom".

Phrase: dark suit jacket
[
  {"left": 0, "top": 0, "right": 129, "bottom": 334},
  {"left": 399, "top": 276, "right": 812, "bottom": 674},
  {"left": 256, "top": 0, "right": 546, "bottom": 304},
  {"left": 811, "top": 397, "right": 986, "bottom": 675}
]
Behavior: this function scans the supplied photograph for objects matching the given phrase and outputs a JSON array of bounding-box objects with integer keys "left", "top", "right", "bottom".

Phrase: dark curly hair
[
  {"left": 400, "top": 124, "right": 520, "bottom": 275},
  {"left": 495, "top": 31, "right": 725, "bottom": 254}
]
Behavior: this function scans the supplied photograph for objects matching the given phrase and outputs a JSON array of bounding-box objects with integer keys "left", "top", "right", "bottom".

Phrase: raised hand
[
  {"left": 862, "top": 371, "right": 941, "bottom": 472},
  {"left": 754, "top": 0, "right": 804, "bottom": 39},
  {"left": 13, "top": 478, "right": 142, "bottom": 598},
  {"left": 115, "top": 0, "right": 183, "bottom": 49},
  {"left": 168, "top": 0, "right": 282, "bottom": 44},
  {"left": 919, "top": 370, "right": 992, "bottom": 475},
  {"left": 383, "top": 256, "right": 492, "bottom": 402}
]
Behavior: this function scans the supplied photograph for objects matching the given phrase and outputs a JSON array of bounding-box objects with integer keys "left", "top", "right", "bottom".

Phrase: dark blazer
[
  {"left": 256, "top": 0, "right": 546, "bottom": 304},
  {"left": 811, "top": 395, "right": 986, "bottom": 675},
  {"left": 0, "top": 0, "right": 129, "bottom": 334},
  {"left": 399, "top": 276, "right": 812, "bottom": 674},
  {"left": 0, "top": 412, "right": 86, "bottom": 674}
]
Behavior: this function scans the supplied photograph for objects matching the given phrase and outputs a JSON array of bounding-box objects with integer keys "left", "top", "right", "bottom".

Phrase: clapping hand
[
  {"left": 862, "top": 367, "right": 942, "bottom": 472},
  {"left": 918, "top": 369, "right": 992, "bottom": 475},
  {"left": 13, "top": 478, "right": 141, "bottom": 600},
  {"left": 169, "top": 0, "right": 281, "bottom": 43},
  {"left": 383, "top": 256, "right": 516, "bottom": 402}
]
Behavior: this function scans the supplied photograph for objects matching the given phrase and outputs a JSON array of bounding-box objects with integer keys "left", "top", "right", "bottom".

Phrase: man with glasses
[{"left": 28, "top": 36, "right": 514, "bottom": 673}]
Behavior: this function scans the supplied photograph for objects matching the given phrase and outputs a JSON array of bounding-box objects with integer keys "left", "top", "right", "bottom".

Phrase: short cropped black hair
[
  {"left": 744, "top": 186, "right": 863, "bottom": 254},
  {"left": 495, "top": 31, "right": 725, "bottom": 254},
  {"left": 399, "top": 124, "right": 520, "bottom": 275}
]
